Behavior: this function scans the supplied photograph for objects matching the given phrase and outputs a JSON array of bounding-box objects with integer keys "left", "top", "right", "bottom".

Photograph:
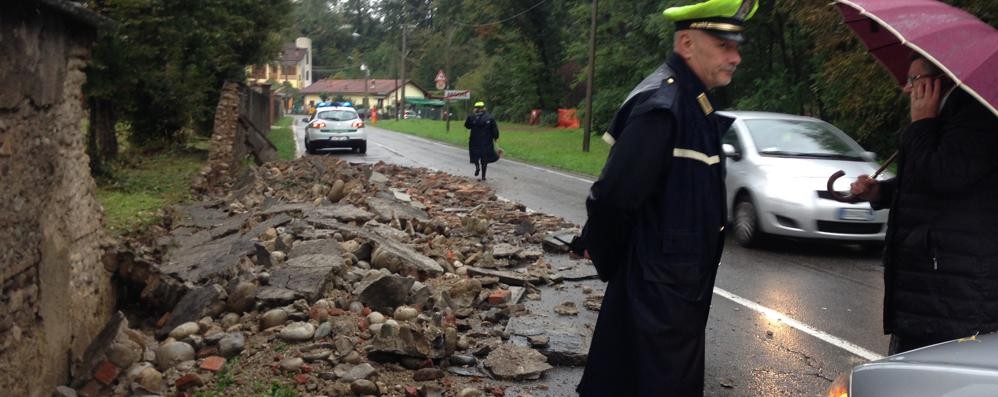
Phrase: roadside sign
[
  {"left": 434, "top": 70, "right": 447, "bottom": 90},
  {"left": 443, "top": 90, "right": 470, "bottom": 100}
]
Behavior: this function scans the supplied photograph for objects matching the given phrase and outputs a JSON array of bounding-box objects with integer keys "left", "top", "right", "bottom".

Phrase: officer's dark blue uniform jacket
[{"left": 577, "top": 53, "right": 734, "bottom": 396}]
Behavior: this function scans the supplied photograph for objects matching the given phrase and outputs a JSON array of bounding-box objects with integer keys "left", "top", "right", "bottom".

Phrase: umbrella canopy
[{"left": 835, "top": 0, "right": 998, "bottom": 116}]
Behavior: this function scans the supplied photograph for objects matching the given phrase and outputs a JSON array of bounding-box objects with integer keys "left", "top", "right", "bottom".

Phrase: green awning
[{"left": 405, "top": 97, "right": 445, "bottom": 107}]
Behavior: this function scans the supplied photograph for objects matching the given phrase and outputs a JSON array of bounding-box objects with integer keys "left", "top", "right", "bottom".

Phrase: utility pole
[
  {"left": 394, "top": 58, "right": 400, "bottom": 119},
  {"left": 445, "top": 28, "right": 454, "bottom": 133},
  {"left": 361, "top": 64, "right": 370, "bottom": 113},
  {"left": 583, "top": 0, "right": 598, "bottom": 152},
  {"left": 399, "top": 24, "right": 407, "bottom": 119}
]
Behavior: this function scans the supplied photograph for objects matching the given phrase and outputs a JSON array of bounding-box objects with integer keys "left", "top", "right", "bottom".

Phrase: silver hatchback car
[
  {"left": 720, "top": 111, "right": 890, "bottom": 248},
  {"left": 303, "top": 106, "right": 367, "bottom": 154}
]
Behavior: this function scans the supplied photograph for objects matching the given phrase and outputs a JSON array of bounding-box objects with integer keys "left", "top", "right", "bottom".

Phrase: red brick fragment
[
  {"left": 294, "top": 374, "right": 310, "bottom": 384},
  {"left": 488, "top": 289, "right": 511, "bottom": 305},
  {"left": 93, "top": 361, "right": 120, "bottom": 386},
  {"left": 199, "top": 356, "right": 226, "bottom": 372}
]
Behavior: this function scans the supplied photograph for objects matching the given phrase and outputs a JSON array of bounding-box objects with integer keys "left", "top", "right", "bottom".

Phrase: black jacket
[
  {"left": 873, "top": 87, "right": 998, "bottom": 342},
  {"left": 464, "top": 111, "right": 499, "bottom": 163},
  {"left": 576, "top": 53, "right": 732, "bottom": 396}
]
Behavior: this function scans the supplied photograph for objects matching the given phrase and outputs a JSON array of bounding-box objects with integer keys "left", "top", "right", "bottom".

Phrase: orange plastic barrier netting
[{"left": 557, "top": 109, "right": 580, "bottom": 128}]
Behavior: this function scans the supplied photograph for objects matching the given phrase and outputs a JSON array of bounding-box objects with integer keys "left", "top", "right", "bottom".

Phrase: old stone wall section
[
  {"left": 195, "top": 82, "right": 277, "bottom": 196},
  {"left": 196, "top": 82, "right": 244, "bottom": 196},
  {"left": 0, "top": 3, "right": 115, "bottom": 396}
]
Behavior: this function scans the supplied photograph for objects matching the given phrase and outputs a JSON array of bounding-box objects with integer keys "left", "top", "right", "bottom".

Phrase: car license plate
[
  {"left": 330, "top": 136, "right": 348, "bottom": 141},
  {"left": 838, "top": 208, "right": 874, "bottom": 221}
]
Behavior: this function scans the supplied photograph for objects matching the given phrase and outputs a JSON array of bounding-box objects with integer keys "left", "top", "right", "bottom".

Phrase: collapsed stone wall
[
  {"left": 196, "top": 82, "right": 244, "bottom": 196},
  {"left": 0, "top": 3, "right": 114, "bottom": 396},
  {"left": 195, "top": 82, "right": 277, "bottom": 196}
]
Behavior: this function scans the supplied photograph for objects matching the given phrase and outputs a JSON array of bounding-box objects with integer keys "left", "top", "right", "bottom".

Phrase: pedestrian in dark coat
[
  {"left": 465, "top": 101, "right": 499, "bottom": 180},
  {"left": 571, "top": 0, "right": 758, "bottom": 395},
  {"left": 850, "top": 55, "right": 998, "bottom": 354}
]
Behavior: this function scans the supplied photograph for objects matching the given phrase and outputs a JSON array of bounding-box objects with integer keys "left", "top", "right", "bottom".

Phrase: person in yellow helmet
[
  {"left": 572, "top": 0, "right": 758, "bottom": 395},
  {"left": 464, "top": 101, "right": 500, "bottom": 180}
]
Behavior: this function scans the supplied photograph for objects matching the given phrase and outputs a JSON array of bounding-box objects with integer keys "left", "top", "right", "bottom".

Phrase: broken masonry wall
[
  {"left": 0, "top": 3, "right": 115, "bottom": 396},
  {"left": 197, "top": 81, "right": 244, "bottom": 195},
  {"left": 195, "top": 82, "right": 276, "bottom": 195}
]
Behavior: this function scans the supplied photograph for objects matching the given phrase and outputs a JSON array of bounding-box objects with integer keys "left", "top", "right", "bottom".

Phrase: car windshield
[
  {"left": 744, "top": 118, "right": 864, "bottom": 160},
  {"left": 317, "top": 110, "right": 358, "bottom": 122}
]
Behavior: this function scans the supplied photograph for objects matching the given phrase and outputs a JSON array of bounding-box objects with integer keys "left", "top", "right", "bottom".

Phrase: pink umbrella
[
  {"left": 835, "top": 0, "right": 998, "bottom": 117},
  {"left": 825, "top": 0, "right": 998, "bottom": 203}
]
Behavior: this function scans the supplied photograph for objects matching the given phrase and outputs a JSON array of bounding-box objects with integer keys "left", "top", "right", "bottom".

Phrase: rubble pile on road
[{"left": 69, "top": 156, "right": 599, "bottom": 397}]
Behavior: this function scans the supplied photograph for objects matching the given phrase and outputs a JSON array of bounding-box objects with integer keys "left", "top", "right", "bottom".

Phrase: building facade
[
  {"left": 301, "top": 79, "right": 428, "bottom": 112},
  {"left": 248, "top": 37, "right": 312, "bottom": 89}
]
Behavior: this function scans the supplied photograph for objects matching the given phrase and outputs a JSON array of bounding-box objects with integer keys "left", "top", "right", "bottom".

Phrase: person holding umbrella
[
  {"left": 850, "top": 54, "right": 998, "bottom": 354},
  {"left": 464, "top": 101, "right": 500, "bottom": 180},
  {"left": 837, "top": 0, "right": 998, "bottom": 355}
]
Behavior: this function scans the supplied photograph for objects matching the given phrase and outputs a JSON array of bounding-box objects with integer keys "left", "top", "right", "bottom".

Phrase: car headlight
[{"left": 826, "top": 372, "right": 851, "bottom": 397}]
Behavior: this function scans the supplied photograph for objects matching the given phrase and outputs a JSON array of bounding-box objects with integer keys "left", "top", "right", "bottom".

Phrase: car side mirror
[
  {"left": 722, "top": 143, "right": 741, "bottom": 161},
  {"left": 861, "top": 151, "right": 876, "bottom": 162},
  {"left": 301, "top": 117, "right": 310, "bottom": 123}
]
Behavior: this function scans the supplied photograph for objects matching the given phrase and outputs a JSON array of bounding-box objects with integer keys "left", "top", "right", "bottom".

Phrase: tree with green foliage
[
  {"left": 283, "top": 0, "right": 993, "bottom": 154},
  {"left": 85, "top": 0, "right": 291, "bottom": 158}
]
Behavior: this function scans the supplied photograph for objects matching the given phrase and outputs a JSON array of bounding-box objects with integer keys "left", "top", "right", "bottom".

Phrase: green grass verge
[
  {"left": 376, "top": 119, "right": 610, "bottom": 177},
  {"left": 269, "top": 116, "right": 296, "bottom": 160},
  {"left": 96, "top": 145, "right": 207, "bottom": 235},
  {"left": 259, "top": 382, "right": 299, "bottom": 397}
]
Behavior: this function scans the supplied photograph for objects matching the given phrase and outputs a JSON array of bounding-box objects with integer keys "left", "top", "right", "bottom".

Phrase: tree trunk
[
  {"left": 93, "top": 97, "right": 118, "bottom": 161},
  {"left": 87, "top": 97, "right": 117, "bottom": 176},
  {"left": 87, "top": 98, "right": 103, "bottom": 175}
]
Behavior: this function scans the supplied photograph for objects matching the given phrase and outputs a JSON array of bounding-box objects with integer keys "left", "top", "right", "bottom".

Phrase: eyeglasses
[{"left": 906, "top": 74, "right": 938, "bottom": 86}]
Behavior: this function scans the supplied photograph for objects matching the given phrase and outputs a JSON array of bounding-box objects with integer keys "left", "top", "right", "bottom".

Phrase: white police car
[{"left": 302, "top": 105, "right": 367, "bottom": 154}]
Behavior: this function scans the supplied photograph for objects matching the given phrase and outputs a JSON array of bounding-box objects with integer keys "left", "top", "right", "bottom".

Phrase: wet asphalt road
[{"left": 294, "top": 120, "right": 890, "bottom": 396}]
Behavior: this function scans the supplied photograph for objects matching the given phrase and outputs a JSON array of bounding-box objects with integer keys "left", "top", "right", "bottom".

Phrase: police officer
[
  {"left": 464, "top": 101, "right": 500, "bottom": 180},
  {"left": 573, "top": 0, "right": 758, "bottom": 395}
]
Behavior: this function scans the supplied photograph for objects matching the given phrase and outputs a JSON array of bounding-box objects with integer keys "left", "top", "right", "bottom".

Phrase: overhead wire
[{"left": 452, "top": 0, "right": 549, "bottom": 27}]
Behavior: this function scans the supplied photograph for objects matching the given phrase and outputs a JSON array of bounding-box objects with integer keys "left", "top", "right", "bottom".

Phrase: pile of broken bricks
[{"left": 60, "top": 156, "right": 602, "bottom": 397}]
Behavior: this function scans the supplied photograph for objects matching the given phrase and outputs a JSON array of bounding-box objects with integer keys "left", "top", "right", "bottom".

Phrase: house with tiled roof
[
  {"left": 247, "top": 37, "right": 312, "bottom": 89},
  {"left": 300, "top": 79, "right": 429, "bottom": 112}
]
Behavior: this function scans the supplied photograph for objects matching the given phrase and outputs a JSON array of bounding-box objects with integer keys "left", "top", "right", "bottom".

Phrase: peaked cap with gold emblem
[{"left": 663, "top": 0, "right": 759, "bottom": 43}]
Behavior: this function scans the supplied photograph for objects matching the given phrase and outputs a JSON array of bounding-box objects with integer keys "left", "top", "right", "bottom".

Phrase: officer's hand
[
  {"left": 569, "top": 249, "right": 591, "bottom": 260},
  {"left": 849, "top": 175, "right": 880, "bottom": 202},
  {"left": 910, "top": 77, "right": 941, "bottom": 122}
]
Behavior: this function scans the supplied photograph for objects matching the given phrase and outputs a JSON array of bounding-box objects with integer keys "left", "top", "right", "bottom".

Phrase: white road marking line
[
  {"left": 374, "top": 126, "right": 884, "bottom": 362},
  {"left": 714, "top": 286, "right": 884, "bottom": 361}
]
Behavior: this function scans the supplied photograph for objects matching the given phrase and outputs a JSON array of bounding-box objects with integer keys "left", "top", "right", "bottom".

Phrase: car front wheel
[{"left": 733, "top": 197, "right": 763, "bottom": 247}]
